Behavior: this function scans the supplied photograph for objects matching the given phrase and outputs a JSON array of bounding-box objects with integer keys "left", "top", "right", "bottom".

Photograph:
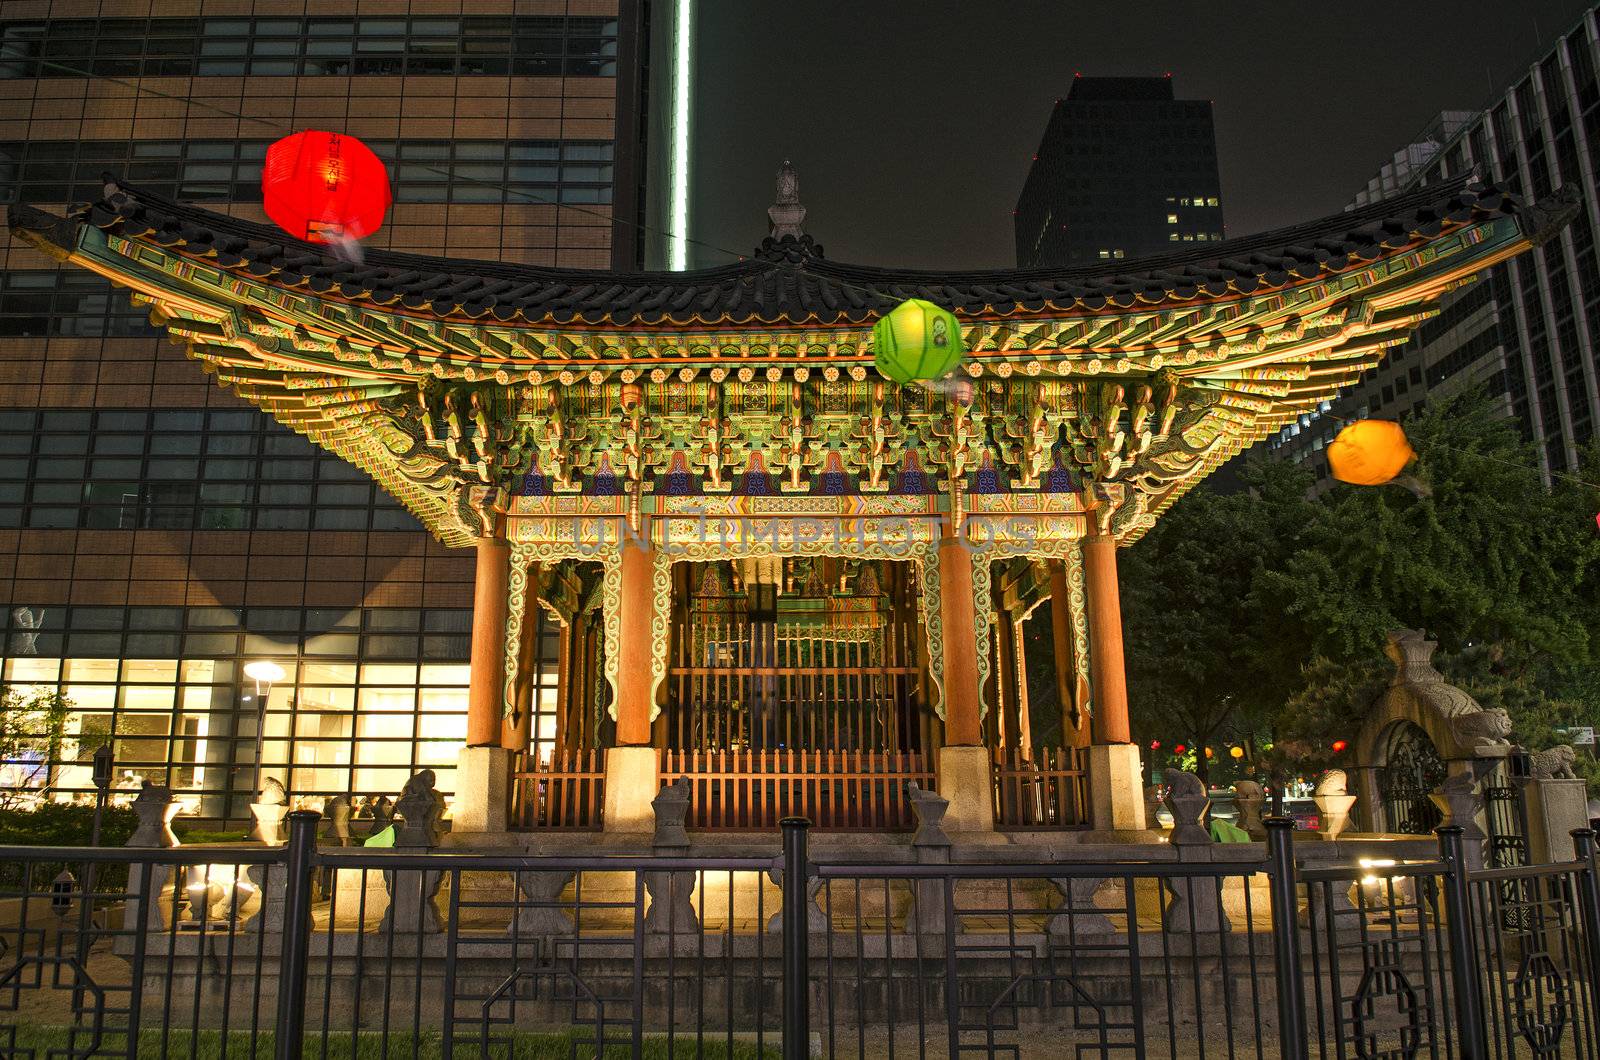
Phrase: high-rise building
[
  {"left": 1014, "top": 75, "right": 1224, "bottom": 268},
  {"left": 1270, "top": 6, "right": 1600, "bottom": 482},
  {"left": 0, "top": 2, "right": 684, "bottom": 820}
]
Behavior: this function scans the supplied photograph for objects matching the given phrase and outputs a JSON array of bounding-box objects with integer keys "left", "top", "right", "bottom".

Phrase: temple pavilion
[{"left": 7, "top": 171, "right": 1559, "bottom": 839}]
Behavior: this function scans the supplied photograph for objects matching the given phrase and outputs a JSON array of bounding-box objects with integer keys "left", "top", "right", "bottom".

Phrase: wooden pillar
[
  {"left": 937, "top": 536, "right": 982, "bottom": 746},
  {"left": 551, "top": 618, "right": 571, "bottom": 754},
  {"left": 467, "top": 536, "right": 510, "bottom": 748},
  {"left": 1082, "top": 532, "right": 1131, "bottom": 745},
  {"left": 1048, "top": 563, "right": 1090, "bottom": 748},
  {"left": 613, "top": 534, "right": 656, "bottom": 747},
  {"left": 996, "top": 611, "right": 1022, "bottom": 752},
  {"left": 1013, "top": 614, "right": 1033, "bottom": 756}
]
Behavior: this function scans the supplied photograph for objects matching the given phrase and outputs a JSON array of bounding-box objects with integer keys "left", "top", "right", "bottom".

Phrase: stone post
[
  {"left": 604, "top": 529, "right": 660, "bottom": 834},
  {"left": 1233, "top": 780, "right": 1266, "bottom": 840},
  {"left": 125, "top": 782, "right": 177, "bottom": 935},
  {"left": 250, "top": 776, "right": 289, "bottom": 846},
  {"left": 1082, "top": 531, "right": 1145, "bottom": 832},
  {"left": 1519, "top": 747, "right": 1590, "bottom": 864},
  {"left": 1312, "top": 770, "right": 1357, "bottom": 842},
  {"left": 904, "top": 784, "right": 953, "bottom": 936},
  {"left": 643, "top": 779, "right": 697, "bottom": 934},
  {"left": 1162, "top": 771, "right": 1229, "bottom": 932},
  {"left": 935, "top": 535, "right": 994, "bottom": 833},
  {"left": 1430, "top": 766, "right": 1488, "bottom": 872},
  {"left": 379, "top": 771, "right": 447, "bottom": 935}
]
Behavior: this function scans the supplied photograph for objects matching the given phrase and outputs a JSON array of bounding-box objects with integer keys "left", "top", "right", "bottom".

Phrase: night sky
[{"left": 691, "top": 0, "right": 1594, "bottom": 270}]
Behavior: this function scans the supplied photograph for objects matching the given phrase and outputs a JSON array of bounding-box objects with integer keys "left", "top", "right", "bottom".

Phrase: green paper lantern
[{"left": 872, "top": 298, "right": 965, "bottom": 384}]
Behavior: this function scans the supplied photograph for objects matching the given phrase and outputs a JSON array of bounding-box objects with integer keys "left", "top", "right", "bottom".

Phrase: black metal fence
[{"left": 3, "top": 816, "right": 1600, "bottom": 1058}]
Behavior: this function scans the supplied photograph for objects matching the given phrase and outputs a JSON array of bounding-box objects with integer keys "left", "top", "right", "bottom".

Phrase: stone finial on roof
[{"left": 767, "top": 160, "right": 806, "bottom": 240}]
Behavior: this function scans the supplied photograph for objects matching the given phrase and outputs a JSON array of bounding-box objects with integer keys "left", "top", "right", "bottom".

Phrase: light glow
[
  {"left": 668, "top": 0, "right": 693, "bottom": 270},
  {"left": 243, "top": 661, "right": 287, "bottom": 685},
  {"left": 1358, "top": 857, "right": 1398, "bottom": 887}
]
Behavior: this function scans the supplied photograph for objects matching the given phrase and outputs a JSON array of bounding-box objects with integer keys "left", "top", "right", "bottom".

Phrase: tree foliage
[
  {"left": 0, "top": 685, "right": 75, "bottom": 809},
  {"left": 1120, "top": 390, "right": 1600, "bottom": 786}
]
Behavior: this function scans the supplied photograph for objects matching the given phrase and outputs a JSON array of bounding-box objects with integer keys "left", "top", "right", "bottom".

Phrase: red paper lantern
[
  {"left": 262, "top": 131, "right": 391, "bottom": 243},
  {"left": 1330, "top": 739, "right": 1349, "bottom": 754},
  {"left": 1173, "top": 744, "right": 1187, "bottom": 755}
]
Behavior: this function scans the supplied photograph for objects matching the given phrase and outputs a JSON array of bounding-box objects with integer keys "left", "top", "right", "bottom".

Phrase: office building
[
  {"left": 1014, "top": 75, "right": 1224, "bottom": 268},
  {"left": 1271, "top": 7, "right": 1600, "bottom": 481},
  {"left": 0, "top": 0, "right": 686, "bottom": 820}
]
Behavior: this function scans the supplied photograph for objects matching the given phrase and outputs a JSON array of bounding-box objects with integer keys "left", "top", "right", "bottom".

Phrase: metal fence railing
[{"left": 3, "top": 815, "right": 1600, "bottom": 1058}]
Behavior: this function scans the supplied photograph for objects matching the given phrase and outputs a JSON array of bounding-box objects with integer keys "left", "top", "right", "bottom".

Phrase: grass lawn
[{"left": 7, "top": 1024, "right": 782, "bottom": 1058}]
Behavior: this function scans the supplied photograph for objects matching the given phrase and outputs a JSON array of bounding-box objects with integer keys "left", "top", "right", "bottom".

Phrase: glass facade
[
  {"left": 0, "top": 603, "right": 563, "bottom": 822},
  {"left": 0, "top": 139, "right": 615, "bottom": 207},
  {"left": 0, "top": 16, "right": 620, "bottom": 79},
  {"left": 0, "top": 269, "right": 161, "bottom": 339},
  {"left": 0, "top": 408, "right": 423, "bottom": 532},
  {"left": 1272, "top": 4, "right": 1600, "bottom": 482}
]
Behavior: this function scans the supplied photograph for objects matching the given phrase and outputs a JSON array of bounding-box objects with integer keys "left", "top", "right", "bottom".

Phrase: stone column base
[
  {"left": 936, "top": 745, "right": 995, "bottom": 833},
  {"left": 1089, "top": 743, "right": 1147, "bottom": 833},
  {"left": 453, "top": 746, "right": 511, "bottom": 833},
  {"left": 603, "top": 746, "right": 661, "bottom": 834},
  {"left": 1521, "top": 776, "right": 1590, "bottom": 864}
]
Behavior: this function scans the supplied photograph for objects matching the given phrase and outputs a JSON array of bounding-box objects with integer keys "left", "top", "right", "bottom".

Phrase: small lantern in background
[
  {"left": 872, "top": 298, "right": 965, "bottom": 384},
  {"left": 262, "top": 131, "right": 392, "bottom": 244},
  {"left": 1229, "top": 746, "right": 1245, "bottom": 760},
  {"left": 1330, "top": 739, "right": 1349, "bottom": 754},
  {"left": 1327, "top": 420, "right": 1415, "bottom": 486}
]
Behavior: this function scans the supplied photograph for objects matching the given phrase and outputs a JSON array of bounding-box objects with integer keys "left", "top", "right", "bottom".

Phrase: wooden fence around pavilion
[
  {"left": 511, "top": 747, "right": 606, "bottom": 830},
  {"left": 659, "top": 749, "right": 935, "bottom": 830},
  {"left": 991, "top": 745, "right": 1091, "bottom": 829},
  {"left": 512, "top": 745, "right": 1089, "bottom": 831}
]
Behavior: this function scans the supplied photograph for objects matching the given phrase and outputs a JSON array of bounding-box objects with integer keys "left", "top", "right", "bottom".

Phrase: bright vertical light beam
[{"left": 669, "top": 0, "right": 693, "bottom": 271}]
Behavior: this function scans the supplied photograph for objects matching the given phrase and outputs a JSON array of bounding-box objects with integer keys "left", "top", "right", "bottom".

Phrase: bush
[
  {"left": 0, "top": 803, "right": 139, "bottom": 890},
  {"left": 0, "top": 802, "right": 137, "bottom": 847}
]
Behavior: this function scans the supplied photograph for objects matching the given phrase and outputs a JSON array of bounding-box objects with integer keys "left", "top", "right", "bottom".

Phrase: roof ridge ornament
[
  {"left": 756, "top": 159, "right": 824, "bottom": 262},
  {"left": 768, "top": 160, "right": 806, "bottom": 239}
]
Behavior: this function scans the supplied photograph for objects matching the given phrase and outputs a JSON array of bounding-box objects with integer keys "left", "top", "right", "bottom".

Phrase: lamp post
[
  {"left": 90, "top": 743, "right": 113, "bottom": 847},
  {"left": 74, "top": 742, "right": 113, "bottom": 1014},
  {"left": 242, "top": 661, "right": 286, "bottom": 810}
]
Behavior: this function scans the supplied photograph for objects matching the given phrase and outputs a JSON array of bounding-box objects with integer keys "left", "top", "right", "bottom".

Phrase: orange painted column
[
  {"left": 467, "top": 536, "right": 511, "bottom": 748},
  {"left": 1082, "top": 532, "right": 1131, "bottom": 745},
  {"left": 938, "top": 536, "right": 983, "bottom": 747},
  {"left": 613, "top": 535, "right": 656, "bottom": 747}
]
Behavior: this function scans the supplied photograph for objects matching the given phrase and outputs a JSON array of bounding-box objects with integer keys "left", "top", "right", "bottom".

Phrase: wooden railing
[
  {"left": 991, "top": 746, "right": 1089, "bottom": 829},
  {"left": 661, "top": 749, "right": 934, "bottom": 831},
  {"left": 512, "top": 747, "right": 606, "bottom": 830}
]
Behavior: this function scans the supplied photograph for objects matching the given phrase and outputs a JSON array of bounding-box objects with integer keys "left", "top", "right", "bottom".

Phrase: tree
[
  {"left": 1122, "top": 389, "right": 1600, "bottom": 788},
  {"left": 1119, "top": 457, "right": 1322, "bottom": 781},
  {"left": 0, "top": 685, "right": 74, "bottom": 809}
]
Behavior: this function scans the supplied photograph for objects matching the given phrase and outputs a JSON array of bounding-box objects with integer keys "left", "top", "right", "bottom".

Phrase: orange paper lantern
[
  {"left": 1327, "top": 420, "right": 1415, "bottom": 486},
  {"left": 262, "top": 131, "right": 391, "bottom": 243}
]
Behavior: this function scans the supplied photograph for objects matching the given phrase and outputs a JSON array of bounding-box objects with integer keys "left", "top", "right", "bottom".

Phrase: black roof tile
[{"left": 14, "top": 175, "right": 1529, "bottom": 328}]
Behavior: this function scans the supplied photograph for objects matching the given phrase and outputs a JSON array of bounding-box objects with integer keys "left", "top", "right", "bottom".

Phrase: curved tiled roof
[{"left": 29, "top": 174, "right": 1527, "bottom": 329}]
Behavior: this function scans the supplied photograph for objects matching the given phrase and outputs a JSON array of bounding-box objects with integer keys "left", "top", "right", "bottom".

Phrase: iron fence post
[
  {"left": 1437, "top": 824, "right": 1488, "bottom": 1060},
  {"left": 1570, "top": 829, "right": 1600, "bottom": 1032},
  {"left": 274, "top": 810, "right": 320, "bottom": 1060},
  {"left": 780, "top": 817, "right": 811, "bottom": 1060},
  {"left": 1265, "top": 817, "right": 1309, "bottom": 1060}
]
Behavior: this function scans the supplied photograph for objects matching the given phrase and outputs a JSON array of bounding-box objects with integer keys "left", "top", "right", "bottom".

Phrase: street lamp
[
  {"left": 90, "top": 744, "right": 113, "bottom": 847},
  {"left": 242, "top": 661, "right": 287, "bottom": 809}
]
